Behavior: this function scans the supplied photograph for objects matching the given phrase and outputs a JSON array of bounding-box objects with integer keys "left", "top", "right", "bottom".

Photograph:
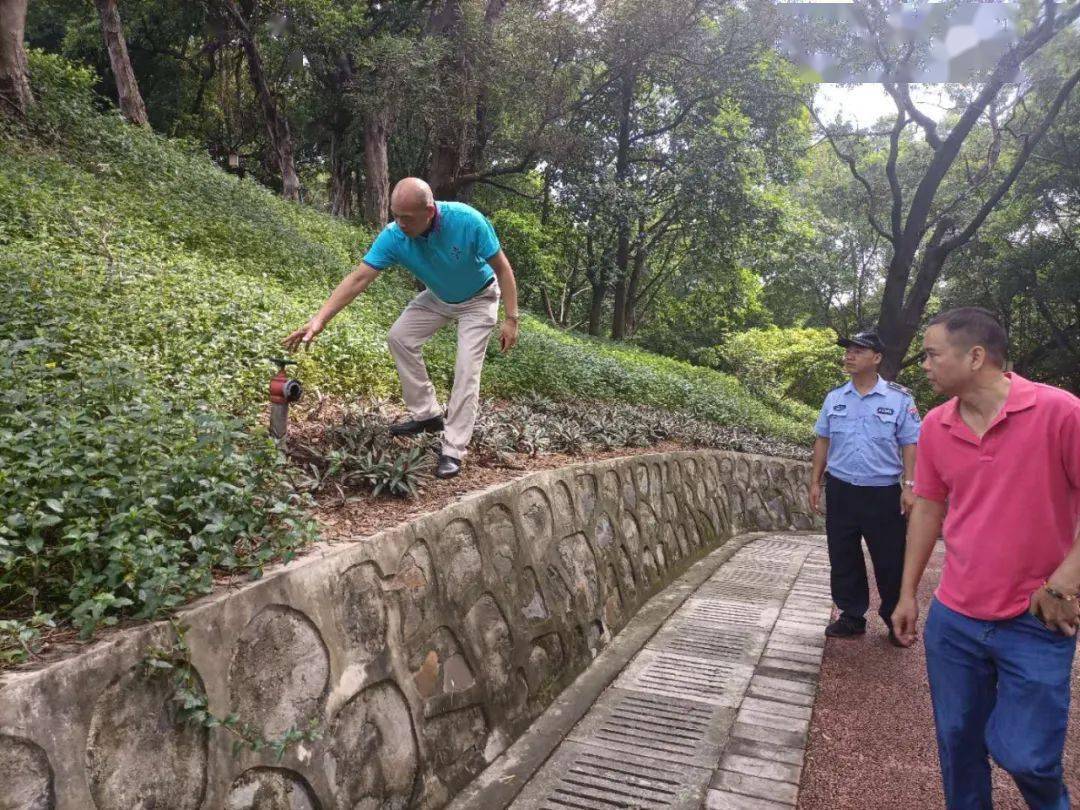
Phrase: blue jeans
[{"left": 924, "top": 598, "right": 1077, "bottom": 809}]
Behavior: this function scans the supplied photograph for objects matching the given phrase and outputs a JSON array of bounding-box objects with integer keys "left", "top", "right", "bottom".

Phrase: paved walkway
[
  {"left": 453, "top": 533, "right": 835, "bottom": 810},
  {"left": 453, "top": 534, "right": 1080, "bottom": 810}
]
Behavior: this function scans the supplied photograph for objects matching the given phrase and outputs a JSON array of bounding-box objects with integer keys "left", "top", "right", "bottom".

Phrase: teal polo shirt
[{"left": 362, "top": 201, "right": 500, "bottom": 303}]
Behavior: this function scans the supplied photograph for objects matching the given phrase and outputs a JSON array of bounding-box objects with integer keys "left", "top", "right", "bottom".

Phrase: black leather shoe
[
  {"left": 435, "top": 454, "right": 461, "bottom": 479},
  {"left": 825, "top": 615, "right": 866, "bottom": 638},
  {"left": 389, "top": 416, "right": 444, "bottom": 437}
]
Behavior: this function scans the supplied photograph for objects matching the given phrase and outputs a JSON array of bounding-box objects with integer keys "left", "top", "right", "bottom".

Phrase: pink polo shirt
[{"left": 914, "top": 373, "right": 1080, "bottom": 620}]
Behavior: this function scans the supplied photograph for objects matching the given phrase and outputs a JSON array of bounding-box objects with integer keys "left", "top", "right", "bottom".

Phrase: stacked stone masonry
[{"left": 0, "top": 450, "right": 814, "bottom": 809}]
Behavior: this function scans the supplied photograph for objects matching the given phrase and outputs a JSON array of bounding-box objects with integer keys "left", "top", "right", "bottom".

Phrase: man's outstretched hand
[
  {"left": 891, "top": 594, "right": 919, "bottom": 647},
  {"left": 283, "top": 317, "right": 325, "bottom": 352},
  {"left": 499, "top": 320, "right": 518, "bottom": 353}
]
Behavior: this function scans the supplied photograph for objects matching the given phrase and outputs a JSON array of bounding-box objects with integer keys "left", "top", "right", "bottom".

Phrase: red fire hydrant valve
[
  {"left": 268, "top": 357, "right": 303, "bottom": 404},
  {"left": 268, "top": 357, "right": 302, "bottom": 441}
]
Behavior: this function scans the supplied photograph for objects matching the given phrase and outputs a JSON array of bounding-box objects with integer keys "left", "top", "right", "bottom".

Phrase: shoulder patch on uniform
[{"left": 886, "top": 381, "right": 911, "bottom": 395}]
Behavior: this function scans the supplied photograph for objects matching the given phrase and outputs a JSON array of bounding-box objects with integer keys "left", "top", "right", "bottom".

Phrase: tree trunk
[
  {"left": 588, "top": 279, "right": 606, "bottom": 337},
  {"left": 189, "top": 40, "right": 221, "bottom": 118},
  {"left": 94, "top": 0, "right": 149, "bottom": 126},
  {"left": 625, "top": 222, "right": 647, "bottom": 336},
  {"left": 560, "top": 249, "right": 582, "bottom": 327},
  {"left": 425, "top": 0, "right": 465, "bottom": 198},
  {"left": 362, "top": 109, "right": 391, "bottom": 228},
  {"left": 879, "top": 238, "right": 947, "bottom": 379},
  {"left": 241, "top": 38, "right": 300, "bottom": 201},
  {"left": 540, "top": 286, "right": 557, "bottom": 323},
  {"left": 540, "top": 166, "right": 552, "bottom": 225},
  {"left": 429, "top": 129, "right": 463, "bottom": 200},
  {"left": 866, "top": 7, "right": 1080, "bottom": 373},
  {"left": 328, "top": 131, "right": 354, "bottom": 220},
  {"left": 426, "top": 0, "right": 508, "bottom": 199},
  {"left": 586, "top": 233, "right": 605, "bottom": 336},
  {"left": 458, "top": 0, "right": 509, "bottom": 199},
  {"left": 223, "top": 0, "right": 300, "bottom": 201},
  {"left": 610, "top": 71, "right": 634, "bottom": 340},
  {"left": 0, "top": 0, "right": 32, "bottom": 116},
  {"left": 876, "top": 244, "right": 918, "bottom": 377}
]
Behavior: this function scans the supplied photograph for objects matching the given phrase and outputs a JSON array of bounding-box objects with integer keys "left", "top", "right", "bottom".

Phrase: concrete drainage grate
[
  {"left": 653, "top": 624, "right": 756, "bottom": 660},
  {"left": 707, "top": 568, "right": 791, "bottom": 587},
  {"left": 619, "top": 652, "right": 750, "bottom": 706},
  {"left": 535, "top": 744, "right": 710, "bottom": 810},
  {"left": 592, "top": 693, "right": 715, "bottom": 762},
  {"left": 694, "top": 581, "right": 785, "bottom": 603},
  {"left": 567, "top": 688, "right": 734, "bottom": 770},
  {"left": 680, "top": 600, "right": 769, "bottom": 628}
]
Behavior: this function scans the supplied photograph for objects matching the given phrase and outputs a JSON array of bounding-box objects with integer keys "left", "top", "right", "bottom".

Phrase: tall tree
[
  {"left": 220, "top": 0, "right": 301, "bottom": 201},
  {"left": 760, "top": 144, "right": 889, "bottom": 335},
  {"left": 424, "top": 0, "right": 466, "bottom": 198},
  {"left": 421, "top": 0, "right": 583, "bottom": 200},
  {"left": 0, "top": 0, "right": 31, "bottom": 115},
  {"left": 937, "top": 38, "right": 1080, "bottom": 391},
  {"left": 558, "top": 0, "right": 803, "bottom": 339},
  {"left": 289, "top": 0, "right": 437, "bottom": 224},
  {"left": 810, "top": 0, "right": 1080, "bottom": 377},
  {"left": 93, "top": 0, "right": 149, "bottom": 125}
]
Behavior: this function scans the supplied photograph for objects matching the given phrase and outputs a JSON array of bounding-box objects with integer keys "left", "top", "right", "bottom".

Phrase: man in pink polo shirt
[{"left": 892, "top": 307, "right": 1080, "bottom": 809}]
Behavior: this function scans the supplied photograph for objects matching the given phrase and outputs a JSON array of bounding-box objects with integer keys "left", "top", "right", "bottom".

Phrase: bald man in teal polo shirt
[{"left": 284, "top": 178, "right": 520, "bottom": 480}]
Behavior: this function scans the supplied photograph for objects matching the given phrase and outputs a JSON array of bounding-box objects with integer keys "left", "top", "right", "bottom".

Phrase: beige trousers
[{"left": 387, "top": 281, "right": 499, "bottom": 459}]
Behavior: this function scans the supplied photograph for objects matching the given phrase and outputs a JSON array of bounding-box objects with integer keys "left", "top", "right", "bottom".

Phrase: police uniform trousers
[{"left": 824, "top": 472, "right": 906, "bottom": 626}]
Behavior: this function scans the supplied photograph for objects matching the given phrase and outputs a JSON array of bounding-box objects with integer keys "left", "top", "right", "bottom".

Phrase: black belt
[
  {"left": 825, "top": 472, "right": 900, "bottom": 489},
  {"left": 445, "top": 276, "right": 495, "bottom": 304}
]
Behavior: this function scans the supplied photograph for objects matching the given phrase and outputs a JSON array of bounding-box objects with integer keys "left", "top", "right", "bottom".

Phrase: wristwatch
[
  {"left": 902, "top": 479, "right": 916, "bottom": 488},
  {"left": 505, "top": 314, "right": 520, "bottom": 323}
]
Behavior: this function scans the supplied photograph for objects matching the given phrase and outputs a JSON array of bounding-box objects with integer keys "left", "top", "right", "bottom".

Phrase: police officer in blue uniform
[{"left": 809, "top": 331, "right": 921, "bottom": 646}]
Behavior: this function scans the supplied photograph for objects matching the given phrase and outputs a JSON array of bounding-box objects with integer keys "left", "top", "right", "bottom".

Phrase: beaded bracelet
[{"left": 1042, "top": 581, "right": 1079, "bottom": 603}]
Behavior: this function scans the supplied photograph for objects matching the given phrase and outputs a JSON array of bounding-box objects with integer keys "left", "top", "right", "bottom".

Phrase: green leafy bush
[
  {"left": 0, "top": 339, "right": 314, "bottom": 638},
  {"left": 0, "top": 613, "right": 55, "bottom": 665},
  {"left": 698, "top": 326, "right": 842, "bottom": 409},
  {"left": 3, "top": 51, "right": 813, "bottom": 444},
  {"left": 488, "top": 208, "right": 561, "bottom": 307}
]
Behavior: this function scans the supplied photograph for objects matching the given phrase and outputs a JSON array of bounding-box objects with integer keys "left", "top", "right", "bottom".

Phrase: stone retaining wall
[{"left": 0, "top": 450, "right": 815, "bottom": 810}]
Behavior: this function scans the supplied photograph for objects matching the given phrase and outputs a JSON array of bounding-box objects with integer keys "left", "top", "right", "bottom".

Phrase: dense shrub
[
  {"left": 697, "top": 326, "right": 842, "bottom": 409},
  {"left": 289, "top": 408, "right": 434, "bottom": 500},
  {"left": 290, "top": 397, "right": 808, "bottom": 512},
  {"left": 0, "top": 339, "right": 314, "bottom": 641}
]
